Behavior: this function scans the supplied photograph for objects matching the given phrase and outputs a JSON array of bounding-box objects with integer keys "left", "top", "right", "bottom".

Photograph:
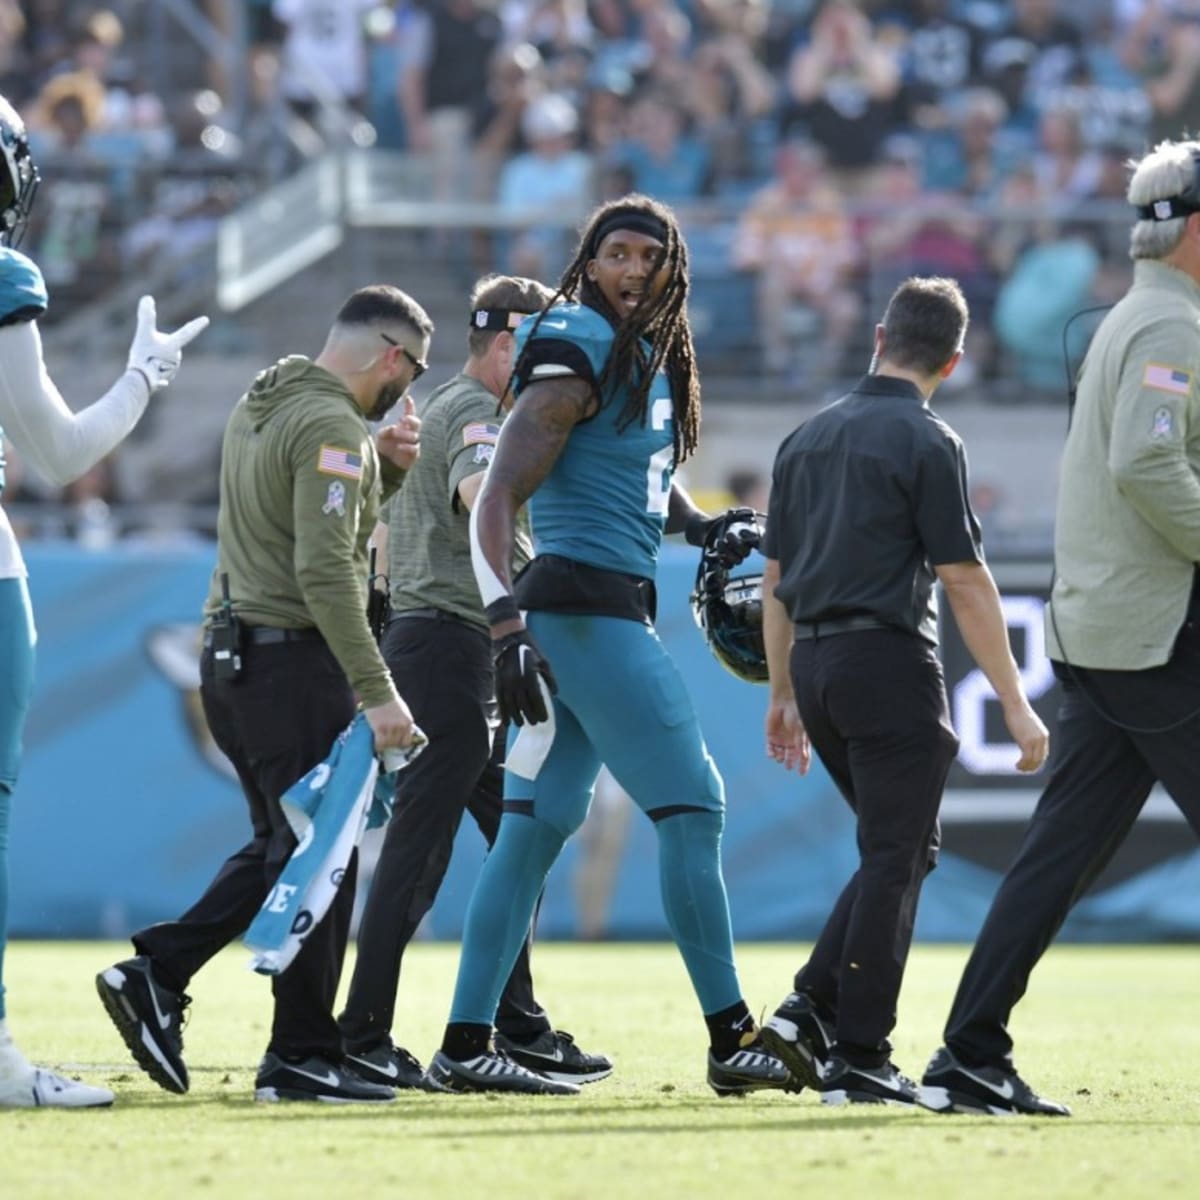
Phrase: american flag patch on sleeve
[
  {"left": 317, "top": 445, "right": 363, "bottom": 480},
  {"left": 463, "top": 422, "right": 501, "bottom": 447},
  {"left": 1142, "top": 364, "right": 1192, "bottom": 395}
]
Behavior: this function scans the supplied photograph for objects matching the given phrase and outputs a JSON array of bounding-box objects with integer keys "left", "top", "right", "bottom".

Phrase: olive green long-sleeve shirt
[
  {"left": 1048, "top": 259, "right": 1200, "bottom": 669},
  {"left": 203, "top": 356, "right": 405, "bottom": 707}
]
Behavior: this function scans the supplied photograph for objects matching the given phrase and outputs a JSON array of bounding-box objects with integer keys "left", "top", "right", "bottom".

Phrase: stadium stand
[{"left": 0, "top": 0, "right": 1168, "bottom": 541}]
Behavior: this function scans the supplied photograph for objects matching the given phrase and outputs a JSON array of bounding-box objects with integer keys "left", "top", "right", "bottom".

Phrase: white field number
[{"left": 953, "top": 594, "right": 1055, "bottom": 774}]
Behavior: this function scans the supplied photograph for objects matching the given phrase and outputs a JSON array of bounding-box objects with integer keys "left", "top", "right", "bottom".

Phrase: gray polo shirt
[
  {"left": 1048, "top": 258, "right": 1200, "bottom": 669},
  {"left": 384, "top": 372, "right": 531, "bottom": 628}
]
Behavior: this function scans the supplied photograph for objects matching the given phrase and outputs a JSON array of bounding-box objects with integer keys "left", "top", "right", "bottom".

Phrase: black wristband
[
  {"left": 684, "top": 511, "right": 711, "bottom": 547},
  {"left": 485, "top": 595, "right": 521, "bottom": 626}
]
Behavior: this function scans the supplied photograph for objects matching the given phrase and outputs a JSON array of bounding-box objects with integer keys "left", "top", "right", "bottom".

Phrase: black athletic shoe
[
  {"left": 493, "top": 1029, "right": 613, "bottom": 1084},
  {"left": 760, "top": 991, "right": 832, "bottom": 1091},
  {"left": 344, "top": 1040, "right": 430, "bottom": 1090},
  {"left": 254, "top": 1052, "right": 396, "bottom": 1103},
  {"left": 95, "top": 956, "right": 190, "bottom": 1094},
  {"left": 920, "top": 1047, "right": 1071, "bottom": 1116},
  {"left": 424, "top": 1048, "right": 581, "bottom": 1095},
  {"left": 707, "top": 1036, "right": 797, "bottom": 1097},
  {"left": 820, "top": 1056, "right": 931, "bottom": 1107}
]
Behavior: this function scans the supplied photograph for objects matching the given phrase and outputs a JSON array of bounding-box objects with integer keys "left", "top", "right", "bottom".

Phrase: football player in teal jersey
[
  {"left": 424, "top": 194, "right": 788, "bottom": 1096},
  {"left": 0, "top": 93, "right": 207, "bottom": 1108}
]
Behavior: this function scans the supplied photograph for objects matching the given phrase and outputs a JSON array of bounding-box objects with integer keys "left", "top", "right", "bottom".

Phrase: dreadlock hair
[{"left": 517, "top": 193, "right": 703, "bottom": 463}]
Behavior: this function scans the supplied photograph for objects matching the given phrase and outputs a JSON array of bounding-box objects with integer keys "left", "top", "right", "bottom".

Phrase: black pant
[
  {"left": 134, "top": 636, "right": 358, "bottom": 1060},
  {"left": 945, "top": 633, "right": 1200, "bottom": 1068},
  {"left": 338, "top": 612, "right": 549, "bottom": 1052},
  {"left": 790, "top": 629, "right": 957, "bottom": 1062}
]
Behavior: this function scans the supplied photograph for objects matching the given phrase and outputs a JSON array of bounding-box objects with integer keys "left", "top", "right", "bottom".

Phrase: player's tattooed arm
[
  {"left": 489, "top": 377, "right": 596, "bottom": 507},
  {"left": 471, "top": 375, "right": 597, "bottom": 635}
]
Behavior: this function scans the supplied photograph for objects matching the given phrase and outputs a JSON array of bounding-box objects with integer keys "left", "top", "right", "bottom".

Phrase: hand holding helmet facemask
[{"left": 689, "top": 510, "right": 769, "bottom": 684}]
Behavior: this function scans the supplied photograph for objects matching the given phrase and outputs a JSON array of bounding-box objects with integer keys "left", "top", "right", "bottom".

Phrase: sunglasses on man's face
[{"left": 380, "top": 331, "right": 428, "bottom": 380}]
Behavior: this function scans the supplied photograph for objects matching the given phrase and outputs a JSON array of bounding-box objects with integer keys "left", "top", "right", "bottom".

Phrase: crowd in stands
[
  {"left": 348, "top": 0, "right": 1189, "bottom": 394},
  {"left": 2, "top": 1, "right": 1194, "bottom": 391},
  {"left": 2, "top": 0, "right": 1199, "bottom": 539}
]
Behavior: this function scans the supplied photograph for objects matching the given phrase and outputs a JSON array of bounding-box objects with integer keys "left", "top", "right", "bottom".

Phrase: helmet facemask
[
  {"left": 690, "top": 541, "right": 769, "bottom": 685},
  {"left": 0, "top": 110, "right": 40, "bottom": 249}
]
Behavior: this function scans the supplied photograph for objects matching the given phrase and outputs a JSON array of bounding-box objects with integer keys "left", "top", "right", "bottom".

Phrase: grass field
[{"left": 1, "top": 941, "right": 1197, "bottom": 1199}]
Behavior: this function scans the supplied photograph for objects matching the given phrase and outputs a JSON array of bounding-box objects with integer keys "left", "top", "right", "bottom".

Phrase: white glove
[{"left": 127, "top": 295, "right": 210, "bottom": 392}]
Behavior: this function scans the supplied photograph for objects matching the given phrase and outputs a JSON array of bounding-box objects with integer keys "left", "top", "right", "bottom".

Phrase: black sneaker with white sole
[
  {"left": 424, "top": 1048, "right": 581, "bottom": 1095},
  {"left": 920, "top": 1046, "right": 1071, "bottom": 1116},
  {"left": 493, "top": 1029, "right": 613, "bottom": 1084},
  {"left": 759, "top": 991, "right": 833, "bottom": 1092},
  {"left": 343, "top": 1040, "right": 430, "bottom": 1090},
  {"left": 820, "top": 1056, "right": 931, "bottom": 1107},
  {"left": 95, "top": 956, "right": 190, "bottom": 1094},
  {"left": 707, "top": 1036, "right": 797, "bottom": 1097},
  {"left": 254, "top": 1052, "right": 396, "bottom": 1103}
]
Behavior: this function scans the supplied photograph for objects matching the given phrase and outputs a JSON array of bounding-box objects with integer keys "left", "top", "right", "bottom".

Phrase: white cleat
[{"left": 0, "top": 1065, "right": 115, "bottom": 1109}]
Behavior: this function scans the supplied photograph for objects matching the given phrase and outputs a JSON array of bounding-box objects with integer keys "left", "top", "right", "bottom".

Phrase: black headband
[
  {"left": 1135, "top": 196, "right": 1200, "bottom": 221},
  {"left": 470, "top": 308, "right": 525, "bottom": 331},
  {"left": 589, "top": 211, "right": 669, "bottom": 255}
]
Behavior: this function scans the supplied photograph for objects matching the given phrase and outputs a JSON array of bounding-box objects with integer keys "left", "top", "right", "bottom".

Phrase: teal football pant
[
  {"left": 0, "top": 577, "right": 37, "bottom": 1020},
  {"left": 449, "top": 613, "right": 743, "bottom": 1025}
]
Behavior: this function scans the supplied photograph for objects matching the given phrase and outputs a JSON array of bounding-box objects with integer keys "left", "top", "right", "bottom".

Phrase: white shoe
[{"left": 0, "top": 1064, "right": 115, "bottom": 1108}]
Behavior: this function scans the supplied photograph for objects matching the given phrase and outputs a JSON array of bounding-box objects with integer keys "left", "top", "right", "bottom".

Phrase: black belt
[
  {"left": 514, "top": 554, "right": 655, "bottom": 624},
  {"left": 391, "top": 607, "right": 483, "bottom": 630},
  {"left": 203, "top": 625, "right": 322, "bottom": 648},
  {"left": 793, "top": 615, "right": 891, "bottom": 639}
]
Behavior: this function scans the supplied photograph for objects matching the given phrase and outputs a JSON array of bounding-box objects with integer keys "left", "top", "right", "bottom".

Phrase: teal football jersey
[
  {"left": 0, "top": 247, "right": 48, "bottom": 494},
  {"left": 512, "top": 303, "right": 675, "bottom": 580}
]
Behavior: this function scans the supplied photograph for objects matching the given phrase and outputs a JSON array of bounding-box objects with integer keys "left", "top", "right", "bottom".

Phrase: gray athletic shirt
[{"left": 383, "top": 372, "right": 531, "bottom": 628}]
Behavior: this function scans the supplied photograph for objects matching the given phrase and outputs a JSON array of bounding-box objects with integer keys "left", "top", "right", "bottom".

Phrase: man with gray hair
[{"left": 921, "top": 137, "right": 1200, "bottom": 1117}]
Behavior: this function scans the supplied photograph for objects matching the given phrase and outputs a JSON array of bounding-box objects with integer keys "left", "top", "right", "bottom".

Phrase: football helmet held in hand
[
  {"left": 691, "top": 530, "right": 769, "bottom": 685},
  {"left": 684, "top": 506, "right": 762, "bottom": 569}
]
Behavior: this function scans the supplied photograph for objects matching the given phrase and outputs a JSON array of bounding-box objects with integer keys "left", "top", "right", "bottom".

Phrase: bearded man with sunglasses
[{"left": 97, "top": 286, "right": 430, "bottom": 1105}]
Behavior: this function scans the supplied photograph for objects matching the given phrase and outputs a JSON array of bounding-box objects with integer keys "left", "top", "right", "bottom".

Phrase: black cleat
[
  {"left": 920, "top": 1047, "right": 1071, "bottom": 1116},
  {"left": 424, "top": 1048, "right": 580, "bottom": 1095},
  {"left": 254, "top": 1052, "right": 396, "bottom": 1103},
  {"left": 760, "top": 991, "right": 832, "bottom": 1091},
  {"left": 707, "top": 1036, "right": 796, "bottom": 1097},
  {"left": 96, "top": 956, "right": 190, "bottom": 1094},
  {"left": 820, "top": 1056, "right": 931, "bottom": 1108},
  {"left": 343, "top": 1040, "right": 430, "bottom": 1090},
  {"left": 493, "top": 1029, "right": 613, "bottom": 1084}
]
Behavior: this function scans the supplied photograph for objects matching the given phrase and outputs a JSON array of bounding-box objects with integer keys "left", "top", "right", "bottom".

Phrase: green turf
[{"left": 1, "top": 942, "right": 1196, "bottom": 1199}]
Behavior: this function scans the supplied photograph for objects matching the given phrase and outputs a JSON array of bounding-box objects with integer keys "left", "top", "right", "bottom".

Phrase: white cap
[{"left": 522, "top": 93, "right": 578, "bottom": 142}]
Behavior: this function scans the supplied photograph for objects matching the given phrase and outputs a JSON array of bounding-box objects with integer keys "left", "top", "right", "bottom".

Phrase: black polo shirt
[{"left": 763, "top": 374, "right": 983, "bottom": 645}]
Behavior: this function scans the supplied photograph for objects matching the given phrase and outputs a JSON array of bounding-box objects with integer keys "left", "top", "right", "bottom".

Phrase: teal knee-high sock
[
  {"left": 448, "top": 814, "right": 566, "bottom": 1026},
  {"left": 656, "top": 810, "right": 743, "bottom": 1015},
  {"left": 0, "top": 784, "right": 11, "bottom": 1021}
]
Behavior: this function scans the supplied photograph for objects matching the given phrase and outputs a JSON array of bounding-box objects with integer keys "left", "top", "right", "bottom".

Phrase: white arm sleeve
[{"left": 0, "top": 319, "right": 151, "bottom": 487}]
